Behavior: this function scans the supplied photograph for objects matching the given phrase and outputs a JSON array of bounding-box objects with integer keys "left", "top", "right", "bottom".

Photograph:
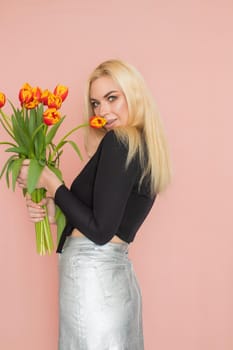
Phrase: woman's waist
[
  {"left": 71, "top": 228, "right": 127, "bottom": 244},
  {"left": 63, "top": 229, "right": 129, "bottom": 258}
]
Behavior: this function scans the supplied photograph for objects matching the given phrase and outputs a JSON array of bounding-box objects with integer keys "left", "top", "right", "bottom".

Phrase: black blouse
[{"left": 55, "top": 130, "right": 156, "bottom": 253}]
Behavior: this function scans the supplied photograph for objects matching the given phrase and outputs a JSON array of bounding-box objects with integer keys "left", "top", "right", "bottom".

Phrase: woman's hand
[
  {"left": 17, "top": 159, "right": 63, "bottom": 197},
  {"left": 17, "top": 159, "right": 45, "bottom": 189},
  {"left": 25, "top": 193, "right": 56, "bottom": 224},
  {"left": 17, "top": 159, "right": 30, "bottom": 189}
]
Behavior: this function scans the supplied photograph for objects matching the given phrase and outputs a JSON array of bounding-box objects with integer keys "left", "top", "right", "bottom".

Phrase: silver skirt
[{"left": 58, "top": 236, "right": 144, "bottom": 350}]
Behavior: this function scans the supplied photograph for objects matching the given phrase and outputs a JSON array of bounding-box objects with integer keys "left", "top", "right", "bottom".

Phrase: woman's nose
[{"left": 98, "top": 101, "right": 110, "bottom": 116}]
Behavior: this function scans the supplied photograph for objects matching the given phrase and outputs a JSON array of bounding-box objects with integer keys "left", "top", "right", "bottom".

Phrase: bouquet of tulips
[{"left": 0, "top": 83, "right": 91, "bottom": 255}]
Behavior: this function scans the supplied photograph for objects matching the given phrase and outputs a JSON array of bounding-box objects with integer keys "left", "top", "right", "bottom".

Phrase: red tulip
[
  {"left": 89, "top": 116, "right": 107, "bottom": 129},
  {"left": 32, "top": 86, "right": 42, "bottom": 101},
  {"left": 0, "top": 92, "right": 6, "bottom": 108},
  {"left": 43, "top": 108, "right": 61, "bottom": 125},
  {"left": 19, "top": 87, "right": 33, "bottom": 105},
  {"left": 47, "top": 93, "right": 62, "bottom": 109},
  {"left": 24, "top": 99, "right": 39, "bottom": 109},
  {"left": 40, "top": 89, "right": 50, "bottom": 105},
  {"left": 54, "top": 84, "right": 68, "bottom": 102}
]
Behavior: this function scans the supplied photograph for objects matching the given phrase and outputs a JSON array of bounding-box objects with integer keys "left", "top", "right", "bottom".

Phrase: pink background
[{"left": 1, "top": 0, "right": 233, "bottom": 349}]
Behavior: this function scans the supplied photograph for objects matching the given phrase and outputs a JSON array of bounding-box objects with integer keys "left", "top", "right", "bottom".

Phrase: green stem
[
  {"left": 0, "top": 116, "right": 16, "bottom": 140},
  {"left": 0, "top": 109, "right": 13, "bottom": 132},
  {"left": 50, "top": 123, "right": 88, "bottom": 160},
  {"left": 42, "top": 206, "right": 54, "bottom": 254},
  {"left": 0, "top": 141, "right": 17, "bottom": 147},
  {"left": 31, "top": 188, "right": 54, "bottom": 255}
]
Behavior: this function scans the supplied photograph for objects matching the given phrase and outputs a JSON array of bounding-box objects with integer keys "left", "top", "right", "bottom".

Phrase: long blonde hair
[{"left": 84, "top": 59, "right": 172, "bottom": 195}]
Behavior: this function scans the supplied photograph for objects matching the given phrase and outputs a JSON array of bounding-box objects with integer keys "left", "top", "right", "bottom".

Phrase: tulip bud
[
  {"left": 89, "top": 116, "right": 107, "bottom": 129},
  {"left": 47, "top": 93, "right": 62, "bottom": 109},
  {"left": 0, "top": 92, "right": 6, "bottom": 108},
  {"left": 43, "top": 108, "right": 61, "bottom": 125},
  {"left": 54, "top": 84, "right": 68, "bottom": 102}
]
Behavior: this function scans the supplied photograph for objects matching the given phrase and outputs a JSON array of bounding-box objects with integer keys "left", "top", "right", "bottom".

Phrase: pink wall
[{"left": 1, "top": 1, "right": 233, "bottom": 349}]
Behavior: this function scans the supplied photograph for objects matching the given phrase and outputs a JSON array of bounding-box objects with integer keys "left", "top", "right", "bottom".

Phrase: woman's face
[{"left": 89, "top": 76, "right": 129, "bottom": 130}]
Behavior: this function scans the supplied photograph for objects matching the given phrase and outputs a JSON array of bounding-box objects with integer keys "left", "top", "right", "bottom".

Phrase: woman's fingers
[
  {"left": 17, "top": 163, "right": 29, "bottom": 188},
  {"left": 22, "top": 159, "right": 30, "bottom": 166},
  {"left": 27, "top": 205, "right": 46, "bottom": 222},
  {"left": 25, "top": 193, "right": 47, "bottom": 223}
]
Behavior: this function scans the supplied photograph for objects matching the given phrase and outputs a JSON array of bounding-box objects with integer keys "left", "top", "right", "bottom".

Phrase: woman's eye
[
  {"left": 91, "top": 101, "right": 99, "bottom": 108},
  {"left": 108, "top": 95, "right": 117, "bottom": 102}
]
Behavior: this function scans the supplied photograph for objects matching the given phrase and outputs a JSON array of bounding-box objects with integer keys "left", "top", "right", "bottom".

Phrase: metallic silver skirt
[{"left": 58, "top": 236, "right": 144, "bottom": 350}]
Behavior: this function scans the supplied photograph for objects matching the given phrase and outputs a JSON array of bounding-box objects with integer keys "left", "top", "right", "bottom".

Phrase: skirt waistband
[{"left": 63, "top": 236, "right": 129, "bottom": 259}]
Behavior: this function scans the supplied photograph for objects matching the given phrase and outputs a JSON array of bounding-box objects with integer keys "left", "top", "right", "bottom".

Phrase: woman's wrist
[{"left": 41, "top": 167, "right": 63, "bottom": 197}]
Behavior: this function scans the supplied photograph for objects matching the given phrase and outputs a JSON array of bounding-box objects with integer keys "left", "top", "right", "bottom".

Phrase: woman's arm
[{"left": 54, "top": 131, "right": 140, "bottom": 244}]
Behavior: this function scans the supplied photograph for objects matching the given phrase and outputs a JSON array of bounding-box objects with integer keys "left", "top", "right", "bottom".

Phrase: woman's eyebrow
[
  {"left": 90, "top": 90, "right": 118, "bottom": 101},
  {"left": 103, "top": 90, "right": 118, "bottom": 98}
]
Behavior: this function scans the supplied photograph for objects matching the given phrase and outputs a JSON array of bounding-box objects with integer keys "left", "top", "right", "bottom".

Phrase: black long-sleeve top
[{"left": 55, "top": 130, "right": 156, "bottom": 253}]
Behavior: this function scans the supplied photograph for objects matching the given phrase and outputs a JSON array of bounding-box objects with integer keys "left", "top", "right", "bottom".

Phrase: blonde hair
[{"left": 84, "top": 59, "right": 172, "bottom": 195}]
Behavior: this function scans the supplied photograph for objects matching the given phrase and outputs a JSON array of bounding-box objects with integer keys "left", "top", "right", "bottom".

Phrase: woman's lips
[{"left": 105, "top": 119, "right": 117, "bottom": 127}]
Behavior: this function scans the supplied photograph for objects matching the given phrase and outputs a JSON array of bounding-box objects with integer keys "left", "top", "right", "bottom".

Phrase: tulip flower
[
  {"left": 19, "top": 88, "right": 33, "bottom": 105},
  {"left": 89, "top": 116, "right": 107, "bottom": 128},
  {"left": 47, "top": 93, "right": 62, "bottom": 109},
  {"left": 54, "top": 84, "right": 68, "bottom": 102},
  {"left": 22, "top": 83, "right": 32, "bottom": 90},
  {"left": 43, "top": 108, "right": 61, "bottom": 125},
  {"left": 24, "top": 99, "right": 39, "bottom": 109},
  {"left": 32, "top": 86, "right": 42, "bottom": 101},
  {"left": 0, "top": 92, "right": 6, "bottom": 108},
  {"left": 40, "top": 89, "right": 50, "bottom": 105}
]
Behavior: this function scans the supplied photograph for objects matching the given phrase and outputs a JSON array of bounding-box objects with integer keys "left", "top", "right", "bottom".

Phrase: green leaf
[
  {"left": 8, "top": 99, "right": 18, "bottom": 116},
  {"left": 47, "top": 165, "right": 63, "bottom": 181},
  {"left": 5, "top": 146, "right": 28, "bottom": 156},
  {"left": 0, "top": 118, "right": 15, "bottom": 140},
  {"left": 30, "top": 123, "right": 46, "bottom": 159},
  {"left": 0, "top": 141, "right": 17, "bottom": 147},
  {"left": 55, "top": 206, "right": 66, "bottom": 243},
  {"left": 27, "top": 159, "right": 44, "bottom": 194},
  {"left": 11, "top": 158, "right": 24, "bottom": 191},
  {"left": 28, "top": 108, "right": 36, "bottom": 135},
  {"left": 11, "top": 113, "right": 31, "bottom": 150},
  {"left": 31, "top": 123, "right": 44, "bottom": 140},
  {"left": 0, "top": 155, "right": 16, "bottom": 180},
  {"left": 48, "top": 140, "right": 66, "bottom": 163},
  {"left": 6, "top": 157, "right": 17, "bottom": 188},
  {"left": 45, "top": 116, "right": 65, "bottom": 145},
  {"left": 67, "top": 140, "right": 83, "bottom": 160}
]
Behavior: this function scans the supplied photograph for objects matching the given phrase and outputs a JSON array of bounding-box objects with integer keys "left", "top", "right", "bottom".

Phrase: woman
[{"left": 18, "top": 59, "right": 171, "bottom": 349}]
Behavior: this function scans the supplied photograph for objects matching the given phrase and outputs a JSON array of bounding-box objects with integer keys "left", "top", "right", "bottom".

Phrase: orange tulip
[
  {"left": 47, "top": 93, "right": 62, "bottom": 109},
  {"left": 19, "top": 83, "right": 42, "bottom": 108},
  {"left": 21, "top": 83, "right": 32, "bottom": 91},
  {"left": 0, "top": 92, "right": 6, "bottom": 108},
  {"left": 19, "top": 88, "right": 33, "bottom": 105},
  {"left": 43, "top": 108, "right": 61, "bottom": 125},
  {"left": 89, "top": 116, "right": 107, "bottom": 129},
  {"left": 32, "top": 86, "right": 42, "bottom": 101},
  {"left": 54, "top": 84, "right": 68, "bottom": 102},
  {"left": 24, "top": 99, "right": 39, "bottom": 109},
  {"left": 40, "top": 89, "right": 50, "bottom": 105}
]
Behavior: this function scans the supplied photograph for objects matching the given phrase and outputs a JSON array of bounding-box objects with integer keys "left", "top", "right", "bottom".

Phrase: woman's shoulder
[{"left": 99, "top": 130, "right": 127, "bottom": 152}]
